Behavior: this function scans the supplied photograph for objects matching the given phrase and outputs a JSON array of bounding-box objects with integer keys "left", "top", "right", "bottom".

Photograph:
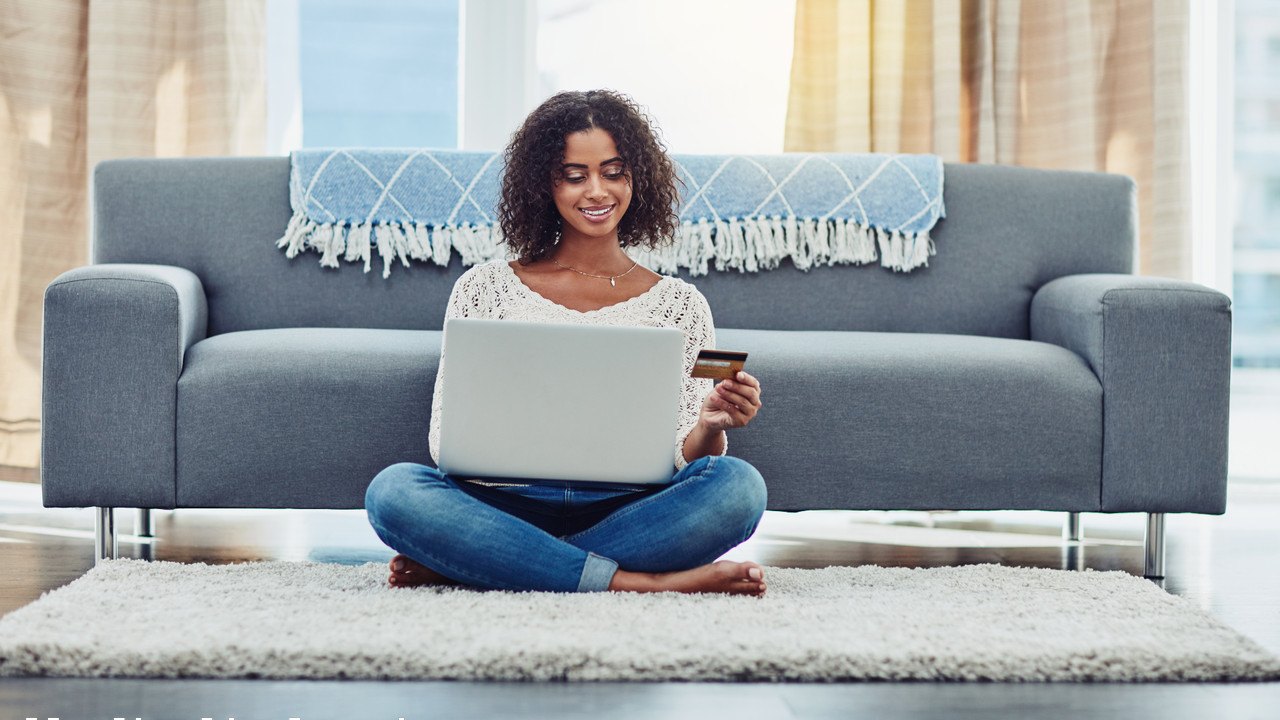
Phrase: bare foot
[
  {"left": 387, "top": 554, "right": 461, "bottom": 587},
  {"left": 608, "top": 561, "right": 766, "bottom": 596}
]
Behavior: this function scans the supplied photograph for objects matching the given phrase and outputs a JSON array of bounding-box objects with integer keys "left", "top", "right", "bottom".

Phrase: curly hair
[{"left": 497, "top": 90, "right": 682, "bottom": 264}]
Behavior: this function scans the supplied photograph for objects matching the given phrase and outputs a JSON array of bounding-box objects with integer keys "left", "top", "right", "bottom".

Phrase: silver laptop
[{"left": 437, "top": 318, "right": 687, "bottom": 485}]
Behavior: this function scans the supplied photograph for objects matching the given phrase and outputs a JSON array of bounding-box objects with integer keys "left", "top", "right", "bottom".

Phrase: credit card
[{"left": 691, "top": 349, "right": 748, "bottom": 380}]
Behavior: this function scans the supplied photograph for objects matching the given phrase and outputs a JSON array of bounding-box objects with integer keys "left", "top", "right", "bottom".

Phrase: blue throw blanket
[{"left": 278, "top": 148, "right": 945, "bottom": 278}]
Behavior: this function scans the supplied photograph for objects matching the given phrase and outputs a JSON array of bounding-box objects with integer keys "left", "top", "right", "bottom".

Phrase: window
[
  {"left": 1267, "top": 178, "right": 1280, "bottom": 215},
  {"left": 536, "top": 0, "right": 796, "bottom": 154},
  {"left": 298, "top": 0, "right": 458, "bottom": 148},
  {"left": 1235, "top": 4, "right": 1280, "bottom": 367}
]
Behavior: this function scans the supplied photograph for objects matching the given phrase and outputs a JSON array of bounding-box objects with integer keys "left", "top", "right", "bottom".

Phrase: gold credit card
[{"left": 691, "top": 349, "right": 748, "bottom": 380}]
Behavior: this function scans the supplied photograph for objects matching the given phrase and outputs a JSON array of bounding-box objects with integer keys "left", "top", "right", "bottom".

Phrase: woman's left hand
[{"left": 698, "top": 371, "right": 762, "bottom": 433}]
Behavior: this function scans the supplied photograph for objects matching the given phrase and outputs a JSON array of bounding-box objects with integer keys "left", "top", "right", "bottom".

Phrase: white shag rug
[{"left": 1, "top": 560, "right": 1277, "bottom": 682}]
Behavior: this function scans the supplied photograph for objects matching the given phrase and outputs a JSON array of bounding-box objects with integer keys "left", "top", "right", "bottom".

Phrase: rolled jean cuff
[{"left": 576, "top": 551, "right": 619, "bottom": 592}]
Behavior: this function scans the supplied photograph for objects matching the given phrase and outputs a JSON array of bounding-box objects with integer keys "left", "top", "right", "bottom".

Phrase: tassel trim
[
  {"left": 276, "top": 213, "right": 508, "bottom": 279},
  {"left": 631, "top": 217, "right": 935, "bottom": 275},
  {"left": 275, "top": 212, "right": 935, "bottom": 278}
]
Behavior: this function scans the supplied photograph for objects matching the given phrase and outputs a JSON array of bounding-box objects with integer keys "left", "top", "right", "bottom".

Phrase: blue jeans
[{"left": 364, "top": 455, "right": 767, "bottom": 592}]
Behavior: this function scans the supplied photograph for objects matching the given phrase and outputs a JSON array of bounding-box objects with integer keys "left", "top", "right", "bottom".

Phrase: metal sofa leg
[
  {"left": 1061, "top": 512, "right": 1084, "bottom": 571},
  {"left": 1064, "top": 512, "right": 1082, "bottom": 542},
  {"left": 94, "top": 507, "right": 117, "bottom": 565},
  {"left": 135, "top": 508, "right": 153, "bottom": 538},
  {"left": 1144, "top": 512, "right": 1166, "bottom": 579}
]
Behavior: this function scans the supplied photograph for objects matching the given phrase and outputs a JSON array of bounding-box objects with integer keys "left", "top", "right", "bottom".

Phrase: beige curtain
[
  {"left": 785, "top": 0, "right": 1190, "bottom": 279},
  {"left": 0, "top": 0, "right": 264, "bottom": 472}
]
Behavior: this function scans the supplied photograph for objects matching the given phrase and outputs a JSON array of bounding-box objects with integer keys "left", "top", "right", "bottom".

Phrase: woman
[{"left": 364, "top": 90, "right": 767, "bottom": 596}]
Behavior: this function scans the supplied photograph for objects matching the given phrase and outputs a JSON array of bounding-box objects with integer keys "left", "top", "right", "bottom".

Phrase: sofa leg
[
  {"left": 1061, "top": 543, "right": 1084, "bottom": 571},
  {"left": 94, "top": 507, "right": 117, "bottom": 565},
  {"left": 1063, "top": 512, "right": 1082, "bottom": 542},
  {"left": 1144, "top": 512, "right": 1166, "bottom": 579},
  {"left": 135, "top": 508, "right": 153, "bottom": 538}
]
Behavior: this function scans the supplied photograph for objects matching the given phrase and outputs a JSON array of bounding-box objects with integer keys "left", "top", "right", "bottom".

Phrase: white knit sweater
[{"left": 428, "top": 260, "right": 721, "bottom": 472}]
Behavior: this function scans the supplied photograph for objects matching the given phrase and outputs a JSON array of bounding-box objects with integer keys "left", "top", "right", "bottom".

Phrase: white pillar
[
  {"left": 1188, "top": 0, "right": 1234, "bottom": 297},
  {"left": 1213, "top": 0, "right": 1234, "bottom": 299},
  {"left": 459, "top": 0, "right": 539, "bottom": 151},
  {"left": 266, "top": 0, "right": 303, "bottom": 155}
]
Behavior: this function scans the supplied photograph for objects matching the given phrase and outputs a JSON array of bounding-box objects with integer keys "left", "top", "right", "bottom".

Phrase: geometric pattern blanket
[{"left": 278, "top": 149, "right": 945, "bottom": 278}]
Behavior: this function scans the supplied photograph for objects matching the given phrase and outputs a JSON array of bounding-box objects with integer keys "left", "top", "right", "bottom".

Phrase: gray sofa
[{"left": 42, "top": 157, "right": 1232, "bottom": 578}]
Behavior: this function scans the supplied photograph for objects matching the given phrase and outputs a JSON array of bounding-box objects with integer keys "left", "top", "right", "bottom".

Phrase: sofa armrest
[
  {"left": 1030, "top": 274, "right": 1231, "bottom": 513},
  {"left": 42, "top": 264, "right": 208, "bottom": 508}
]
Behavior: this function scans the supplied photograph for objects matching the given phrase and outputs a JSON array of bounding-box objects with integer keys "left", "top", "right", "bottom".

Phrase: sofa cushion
[
  {"left": 175, "top": 326, "right": 1102, "bottom": 512},
  {"left": 685, "top": 164, "right": 1135, "bottom": 339},
  {"left": 176, "top": 328, "right": 439, "bottom": 508},
  {"left": 92, "top": 158, "right": 467, "bottom": 337},
  {"left": 94, "top": 159, "right": 1132, "bottom": 340},
  {"left": 718, "top": 329, "right": 1102, "bottom": 511}
]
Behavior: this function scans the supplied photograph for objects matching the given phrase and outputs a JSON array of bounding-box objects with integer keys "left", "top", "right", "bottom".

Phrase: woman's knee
[
  {"left": 364, "top": 462, "right": 444, "bottom": 525},
  {"left": 708, "top": 456, "right": 767, "bottom": 522}
]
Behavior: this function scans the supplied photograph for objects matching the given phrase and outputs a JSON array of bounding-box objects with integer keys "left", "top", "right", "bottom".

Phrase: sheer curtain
[
  {"left": 0, "top": 0, "right": 264, "bottom": 473},
  {"left": 785, "top": 0, "right": 1190, "bottom": 279}
]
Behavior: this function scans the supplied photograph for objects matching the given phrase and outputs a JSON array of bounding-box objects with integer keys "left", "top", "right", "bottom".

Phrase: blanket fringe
[
  {"left": 273, "top": 213, "right": 508, "bottom": 277},
  {"left": 633, "top": 217, "right": 932, "bottom": 276},
  {"left": 275, "top": 212, "right": 933, "bottom": 277}
]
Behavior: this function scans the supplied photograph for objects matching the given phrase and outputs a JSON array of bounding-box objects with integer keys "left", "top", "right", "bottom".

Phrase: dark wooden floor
[{"left": 2, "top": 479, "right": 1278, "bottom": 719}]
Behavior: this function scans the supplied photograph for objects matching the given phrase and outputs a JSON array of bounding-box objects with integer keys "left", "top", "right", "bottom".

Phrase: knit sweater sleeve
[
  {"left": 428, "top": 265, "right": 492, "bottom": 465},
  {"left": 672, "top": 284, "right": 722, "bottom": 470}
]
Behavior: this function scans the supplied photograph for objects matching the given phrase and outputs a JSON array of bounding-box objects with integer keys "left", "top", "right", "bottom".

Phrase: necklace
[{"left": 549, "top": 256, "right": 639, "bottom": 287}]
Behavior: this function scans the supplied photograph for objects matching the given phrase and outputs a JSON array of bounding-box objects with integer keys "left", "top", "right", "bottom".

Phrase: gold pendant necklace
[{"left": 549, "top": 256, "right": 639, "bottom": 287}]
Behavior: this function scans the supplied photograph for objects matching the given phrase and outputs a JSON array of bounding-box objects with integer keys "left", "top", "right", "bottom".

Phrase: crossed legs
[{"left": 365, "top": 455, "right": 768, "bottom": 595}]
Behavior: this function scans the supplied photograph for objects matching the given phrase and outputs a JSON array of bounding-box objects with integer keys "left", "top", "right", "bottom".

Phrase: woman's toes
[
  {"left": 727, "top": 561, "right": 764, "bottom": 582},
  {"left": 388, "top": 555, "right": 423, "bottom": 587},
  {"left": 386, "top": 555, "right": 462, "bottom": 588},
  {"left": 737, "top": 563, "right": 766, "bottom": 595}
]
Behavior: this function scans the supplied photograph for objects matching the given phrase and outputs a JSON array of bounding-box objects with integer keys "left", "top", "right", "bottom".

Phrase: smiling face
[{"left": 552, "top": 128, "right": 633, "bottom": 245}]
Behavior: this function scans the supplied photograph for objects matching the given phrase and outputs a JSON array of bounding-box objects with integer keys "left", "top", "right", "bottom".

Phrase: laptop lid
[{"left": 437, "top": 318, "right": 687, "bottom": 485}]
